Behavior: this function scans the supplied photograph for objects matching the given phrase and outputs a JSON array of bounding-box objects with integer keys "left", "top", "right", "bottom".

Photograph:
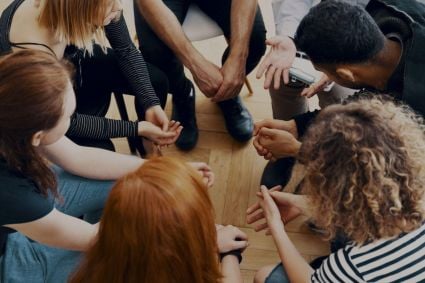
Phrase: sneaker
[
  {"left": 218, "top": 96, "right": 253, "bottom": 142},
  {"left": 172, "top": 84, "right": 199, "bottom": 150}
]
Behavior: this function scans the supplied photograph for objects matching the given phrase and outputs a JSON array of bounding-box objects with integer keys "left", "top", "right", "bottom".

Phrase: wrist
[
  {"left": 219, "top": 249, "right": 243, "bottom": 263},
  {"left": 291, "top": 140, "right": 302, "bottom": 157}
]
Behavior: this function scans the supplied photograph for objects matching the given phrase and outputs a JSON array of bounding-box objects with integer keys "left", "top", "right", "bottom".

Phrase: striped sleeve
[
  {"left": 311, "top": 248, "right": 366, "bottom": 283},
  {"left": 67, "top": 113, "right": 138, "bottom": 139},
  {"left": 104, "top": 15, "right": 160, "bottom": 112}
]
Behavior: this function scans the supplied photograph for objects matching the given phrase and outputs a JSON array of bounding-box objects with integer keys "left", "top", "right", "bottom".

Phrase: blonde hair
[
  {"left": 299, "top": 95, "right": 425, "bottom": 244},
  {"left": 38, "top": 0, "right": 110, "bottom": 54}
]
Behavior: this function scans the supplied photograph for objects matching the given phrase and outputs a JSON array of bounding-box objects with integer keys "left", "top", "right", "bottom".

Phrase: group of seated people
[{"left": 0, "top": 0, "right": 424, "bottom": 282}]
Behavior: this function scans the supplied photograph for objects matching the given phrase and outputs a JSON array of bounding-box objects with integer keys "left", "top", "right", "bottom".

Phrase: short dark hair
[{"left": 295, "top": 0, "right": 386, "bottom": 65}]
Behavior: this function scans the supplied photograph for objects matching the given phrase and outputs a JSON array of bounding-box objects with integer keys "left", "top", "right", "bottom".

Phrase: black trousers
[
  {"left": 66, "top": 44, "right": 169, "bottom": 150},
  {"left": 133, "top": 0, "right": 267, "bottom": 100}
]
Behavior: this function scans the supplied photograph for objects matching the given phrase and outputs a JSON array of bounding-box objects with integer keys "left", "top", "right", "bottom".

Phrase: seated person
[
  {"left": 0, "top": 50, "right": 211, "bottom": 283},
  {"left": 248, "top": 96, "right": 425, "bottom": 283},
  {"left": 0, "top": 0, "right": 176, "bottom": 152},
  {"left": 133, "top": 0, "right": 267, "bottom": 150},
  {"left": 254, "top": 0, "right": 425, "bottom": 187},
  {"left": 70, "top": 157, "right": 248, "bottom": 283}
]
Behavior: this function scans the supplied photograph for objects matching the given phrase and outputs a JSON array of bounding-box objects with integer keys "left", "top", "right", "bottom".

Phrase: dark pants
[
  {"left": 65, "top": 44, "right": 169, "bottom": 150},
  {"left": 133, "top": 0, "right": 266, "bottom": 100}
]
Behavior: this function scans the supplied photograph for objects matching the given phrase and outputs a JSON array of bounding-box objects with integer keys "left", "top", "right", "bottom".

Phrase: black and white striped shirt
[
  {"left": 66, "top": 14, "right": 160, "bottom": 140},
  {"left": 311, "top": 223, "right": 425, "bottom": 282}
]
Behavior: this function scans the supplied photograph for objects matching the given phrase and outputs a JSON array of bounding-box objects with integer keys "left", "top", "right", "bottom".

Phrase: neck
[{"left": 366, "top": 39, "right": 402, "bottom": 90}]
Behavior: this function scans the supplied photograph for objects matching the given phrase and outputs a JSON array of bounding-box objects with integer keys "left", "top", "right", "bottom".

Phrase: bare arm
[
  {"left": 6, "top": 209, "right": 97, "bottom": 251},
  {"left": 136, "top": 0, "right": 223, "bottom": 97},
  {"left": 136, "top": 0, "right": 204, "bottom": 71},
  {"left": 272, "top": 229, "right": 314, "bottom": 283},
  {"left": 221, "top": 256, "right": 243, "bottom": 283},
  {"left": 212, "top": 0, "right": 258, "bottom": 101},
  {"left": 40, "top": 136, "right": 144, "bottom": 180}
]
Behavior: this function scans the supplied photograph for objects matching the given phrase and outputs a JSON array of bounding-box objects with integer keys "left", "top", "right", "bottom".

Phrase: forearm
[
  {"left": 228, "top": 0, "right": 257, "bottom": 61},
  {"left": 7, "top": 209, "right": 99, "bottom": 252},
  {"left": 272, "top": 229, "right": 313, "bottom": 283},
  {"left": 65, "top": 146, "right": 144, "bottom": 180},
  {"left": 221, "top": 256, "right": 243, "bottom": 283},
  {"left": 137, "top": 0, "right": 205, "bottom": 70},
  {"left": 105, "top": 15, "right": 160, "bottom": 111},
  {"left": 42, "top": 137, "right": 144, "bottom": 180},
  {"left": 67, "top": 113, "right": 138, "bottom": 139}
]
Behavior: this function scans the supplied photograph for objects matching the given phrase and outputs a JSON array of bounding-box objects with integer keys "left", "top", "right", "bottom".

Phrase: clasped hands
[
  {"left": 191, "top": 55, "right": 246, "bottom": 102},
  {"left": 253, "top": 118, "right": 301, "bottom": 161}
]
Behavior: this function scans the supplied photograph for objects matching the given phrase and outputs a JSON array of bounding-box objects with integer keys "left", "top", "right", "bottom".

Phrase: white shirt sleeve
[
  {"left": 273, "top": 0, "right": 315, "bottom": 38},
  {"left": 273, "top": 0, "right": 370, "bottom": 38}
]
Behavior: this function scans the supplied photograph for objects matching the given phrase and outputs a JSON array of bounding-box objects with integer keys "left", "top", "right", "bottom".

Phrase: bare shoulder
[{"left": 0, "top": 0, "right": 15, "bottom": 12}]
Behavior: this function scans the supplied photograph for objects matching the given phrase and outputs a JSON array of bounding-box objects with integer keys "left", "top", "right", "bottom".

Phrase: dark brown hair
[
  {"left": 299, "top": 96, "right": 425, "bottom": 244},
  {"left": 0, "top": 50, "right": 72, "bottom": 196},
  {"left": 70, "top": 157, "right": 222, "bottom": 283}
]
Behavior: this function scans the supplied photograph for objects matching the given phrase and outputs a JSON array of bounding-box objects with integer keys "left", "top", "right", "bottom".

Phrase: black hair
[{"left": 295, "top": 0, "right": 386, "bottom": 65}]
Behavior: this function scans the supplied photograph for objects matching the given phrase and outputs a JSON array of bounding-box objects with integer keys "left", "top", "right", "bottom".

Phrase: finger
[
  {"left": 259, "top": 127, "right": 277, "bottom": 139},
  {"left": 265, "top": 36, "right": 281, "bottom": 45},
  {"left": 211, "top": 83, "right": 227, "bottom": 103},
  {"left": 232, "top": 240, "right": 249, "bottom": 250},
  {"left": 256, "top": 57, "right": 271, "bottom": 79},
  {"left": 265, "top": 152, "right": 273, "bottom": 160},
  {"left": 246, "top": 210, "right": 266, "bottom": 224},
  {"left": 263, "top": 66, "right": 276, "bottom": 89},
  {"left": 273, "top": 68, "right": 283, "bottom": 90},
  {"left": 265, "top": 229, "right": 272, "bottom": 236},
  {"left": 233, "top": 228, "right": 248, "bottom": 241},
  {"left": 283, "top": 69, "right": 290, "bottom": 85},
  {"left": 253, "top": 137, "right": 264, "bottom": 155},
  {"left": 270, "top": 185, "right": 283, "bottom": 192},
  {"left": 246, "top": 201, "right": 261, "bottom": 215},
  {"left": 162, "top": 119, "right": 169, "bottom": 132},
  {"left": 254, "top": 222, "right": 269, "bottom": 232}
]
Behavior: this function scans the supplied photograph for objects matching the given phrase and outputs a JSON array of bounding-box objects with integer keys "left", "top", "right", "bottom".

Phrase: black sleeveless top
[{"left": 0, "top": 0, "right": 56, "bottom": 56}]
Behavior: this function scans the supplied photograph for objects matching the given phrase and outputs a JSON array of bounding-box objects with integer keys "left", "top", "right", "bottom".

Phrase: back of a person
[{"left": 313, "top": 222, "right": 425, "bottom": 282}]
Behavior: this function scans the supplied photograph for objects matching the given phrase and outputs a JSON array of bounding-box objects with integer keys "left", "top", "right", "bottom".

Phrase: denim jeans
[{"left": 1, "top": 167, "right": 113, "bottom": 283}]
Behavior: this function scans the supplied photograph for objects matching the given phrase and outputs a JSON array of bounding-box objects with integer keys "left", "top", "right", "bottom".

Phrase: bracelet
[{"left": 219, "top": 249, "right": 243, "bottom": 264}]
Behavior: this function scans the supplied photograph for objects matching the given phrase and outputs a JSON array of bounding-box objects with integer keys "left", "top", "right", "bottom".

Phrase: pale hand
[
  {"left": 256, "top": 36, "right": 297, "bottom": 90},
  {"left": 247, "top": 186, "right": 303, "bottom": 235},
  {"left": 188, "top": 162, "right": 215, "bottom": 188},
  {"left": 145, "top": 105, "right": 170, "bottom": 131},
  {"left": 138, "top": 120, "right": 182, "bottom": 146},
  {"left": 216, "top": 225, "right": 249, "bottom": 253},
  {"left": 301, "top": 74, "right": 332, "bottom": 98},
  {"left": 253, "top": 118, "right": 298, "bottom": 138}
]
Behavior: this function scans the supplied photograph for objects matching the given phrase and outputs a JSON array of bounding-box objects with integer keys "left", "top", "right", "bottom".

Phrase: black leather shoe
[
  {"left": 218, "top": 96, "right": 253, "bottom": 142},
  {"left": 172, "top": 85, "right": 199, "bottom": 150}
]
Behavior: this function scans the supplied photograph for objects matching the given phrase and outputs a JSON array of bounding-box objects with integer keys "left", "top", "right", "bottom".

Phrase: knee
[{"left": 254, "top": 265, "right": 275, "bottom": 283}]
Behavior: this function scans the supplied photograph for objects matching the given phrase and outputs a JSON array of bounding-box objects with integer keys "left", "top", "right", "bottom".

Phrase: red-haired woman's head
[
  {"left": 0, "top": 50, "right": 74, "bottom": 196},
  {"left": 70, "top": 157, "right": 221, "bottom": 283}
]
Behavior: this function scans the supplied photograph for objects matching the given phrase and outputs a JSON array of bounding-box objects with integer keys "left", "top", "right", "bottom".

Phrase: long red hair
[{"left": 70, "top": 157, "right": 221, "bottom": 283}]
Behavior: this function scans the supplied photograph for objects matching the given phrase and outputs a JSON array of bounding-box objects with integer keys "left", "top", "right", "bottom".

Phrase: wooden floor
[{"left": 113, "top": 1, "right": 330, "bottom": 281}]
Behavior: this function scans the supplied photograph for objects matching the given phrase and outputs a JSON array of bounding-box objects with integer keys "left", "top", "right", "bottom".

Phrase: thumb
[
  {"left": 259, "top": 127, "right": 277, "bottom": 138},
  {"left": 265, "top": 36, "right": 281, "bottom": 46},
  {"left": 269, "top": 191, "right": 296, "bottom": 206},
  {"left": 232, "top": 240, "right": 249, "bottom": 250}
]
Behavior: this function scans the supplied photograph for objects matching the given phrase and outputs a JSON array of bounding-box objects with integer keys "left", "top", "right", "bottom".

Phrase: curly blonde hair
[{"left": 299, "top": 95, "right": 425, "bottom": 244}]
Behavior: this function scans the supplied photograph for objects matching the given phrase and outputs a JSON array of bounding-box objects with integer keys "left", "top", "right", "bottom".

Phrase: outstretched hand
[{"left": 256, "top": 36, "right": 297, "bottom": 90}]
